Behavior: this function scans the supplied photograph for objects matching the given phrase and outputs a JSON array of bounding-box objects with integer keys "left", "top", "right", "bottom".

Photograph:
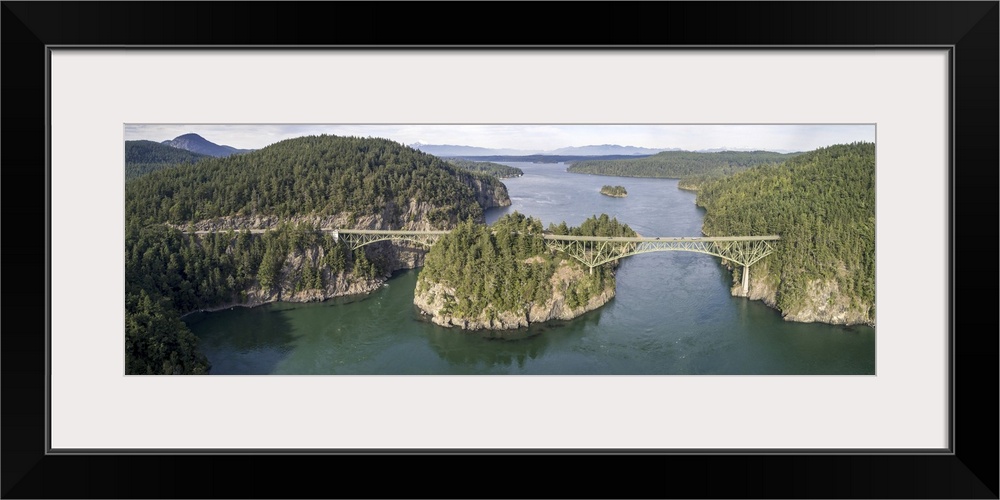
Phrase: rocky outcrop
[
  {"left": 728, "top": 260, "right": 874, "bottom": 327},
  {"left": 173, "top": 174, "right": 511, "bottom": 233},
  {"left": 413, "top": 260, "right": 615, "bottom": 330},
  {"left": 457, "top": 173, "right": 512, "bottom": 210},
  {"left": 181, "top": 246, "right": 385, "bottom": 317},
  {"left": 776, "top": 279, "right": 873, "bottom": 326}
]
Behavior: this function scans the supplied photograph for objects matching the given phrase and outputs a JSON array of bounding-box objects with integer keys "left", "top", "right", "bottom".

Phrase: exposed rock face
[
  {"left": 729, "top": 260, "right": 874, "bottom": 327},
  {"left": 778, "top": 279, "right": 873, "bottom": 326},
  {"left": 181, "top": 246, "right": 385, "bottom": 316},
  {"left": 459, "top": 174, "right": 512, "bottom": 210},
  {"left": 175, "top": 175, "right": 510, "bottom": 233},
  {"left": 413, "top": 260, "right": 615, "bottom": 330}
]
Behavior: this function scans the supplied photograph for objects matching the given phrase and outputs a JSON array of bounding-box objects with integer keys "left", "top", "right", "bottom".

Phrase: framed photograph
[{"left": 5, "top": 2, "right": 996, "bottom": 498}]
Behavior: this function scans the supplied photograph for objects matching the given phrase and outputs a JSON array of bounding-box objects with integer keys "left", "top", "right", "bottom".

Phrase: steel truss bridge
[
  {"left": 330, "top": 229, "right": 780, "bottom": 295},
  {"left": 331, "top": 229, "right": 451, "bottom": 251},
  {"left": 190, "top": 228, "right": 779, "bottom": 294}
]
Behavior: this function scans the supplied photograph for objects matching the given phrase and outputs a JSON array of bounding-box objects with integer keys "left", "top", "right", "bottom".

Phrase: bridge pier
[{"left": 742, "top": 264, "right": 749, "bottom": 296}]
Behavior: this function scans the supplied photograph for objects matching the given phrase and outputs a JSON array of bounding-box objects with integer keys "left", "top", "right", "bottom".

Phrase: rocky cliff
[
  {"left": 174, "top": 174, "right": 509, "bottom": 233},
  {"left": 413, "top": 259, "right": 615, "bottom": 330},
  {"left": 460, "top": 174, "right": 512, "bottom": 211},
  {"left": 729, "top": 260, "right": 874, "bottom": 327}
]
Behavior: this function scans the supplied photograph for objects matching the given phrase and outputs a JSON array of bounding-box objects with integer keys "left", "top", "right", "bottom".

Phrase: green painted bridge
[
  {"left": 190, "top": 227, "right": 779, "bottom": 294},
  {"left": 329, "top": 229, "right": 780, "bottom": 294}
]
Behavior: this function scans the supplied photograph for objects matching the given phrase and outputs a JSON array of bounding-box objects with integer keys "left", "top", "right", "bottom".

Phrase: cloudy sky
[{"left": 124, "top": 124, "right": 875, "bottom": 153}]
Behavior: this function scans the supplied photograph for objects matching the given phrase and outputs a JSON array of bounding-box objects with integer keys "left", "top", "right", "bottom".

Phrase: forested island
[
  {"left": 446, "top": 158, "right": 524, "bottom": 178},
  {"left": 125, "top": 135, "right": 511, "bottom": 374},
  {"left": 414, "top": 213, "right": 636, "bottom": 330},
  {"left": 696, "top": 142, "right": 875, "bottom": 326},
  {"left": 599, "top": 185, "right": 627, "bottom": 197},
  {"left": 568, "top": 150, "right": 798, "bottom": 191}
]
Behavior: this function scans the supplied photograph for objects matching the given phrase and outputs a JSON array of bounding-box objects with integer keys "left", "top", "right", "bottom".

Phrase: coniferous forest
[
  {"left": 126, "top": 135, "right": 503, "bottom": 226},
  {"left": 124, "top": 140, "right": 212, "bottom": 181},
  {"left": 446, "top": 158, "right": 524, "bottom": 178},
  {"left": 696, "top": 142, "right": 876, "bottom": 323}
]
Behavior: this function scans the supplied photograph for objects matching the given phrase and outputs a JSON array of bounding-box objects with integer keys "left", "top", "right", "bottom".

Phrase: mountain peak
[
  {"left": 162, "top": 133, "right": 252, "bottom": 157},
  {"left": 172, "top": 132, "right": 207, "bottom": 141}
]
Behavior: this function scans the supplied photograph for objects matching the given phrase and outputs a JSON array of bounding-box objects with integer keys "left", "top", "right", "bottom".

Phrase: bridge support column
[{"left": 742, "top": 264, "right": 750, "bottom": 296}]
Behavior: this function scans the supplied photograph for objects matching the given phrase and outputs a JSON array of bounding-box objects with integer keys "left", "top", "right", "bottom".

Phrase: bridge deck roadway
[
  {"left": 540, "top": 234, "right": 780, "bottom": 243},
  {"left": 331, "top": 229, "right": 451, "bottom": 236},
  {"left": 189, "top": 227, "right": 779, "bottom": 243}
]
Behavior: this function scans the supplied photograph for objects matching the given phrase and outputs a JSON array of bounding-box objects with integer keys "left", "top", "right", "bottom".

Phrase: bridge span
[
  {"left": 329, "top": 229, "right": 779, "bottom": 295},
  {"left": 190, "top": 227, "right": 779, "bottom": 294}
]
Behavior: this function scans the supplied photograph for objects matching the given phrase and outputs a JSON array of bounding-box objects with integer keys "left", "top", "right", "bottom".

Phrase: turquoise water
[{"left": 186, "top": 162, "right": 875, "bottom": 374}]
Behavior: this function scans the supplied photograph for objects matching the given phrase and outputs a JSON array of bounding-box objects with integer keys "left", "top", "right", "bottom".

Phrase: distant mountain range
[
  {"left": 410, "top": 142, "right": 796, "bottom": 157},
  {"left": 125, "top": 134, "right": 253, "bottom": 180},
  {"left": 548, "top": 144, "right": 678, "bottom": 156},
  {"left": 162, "top": 133, "right": 253, "bottom": 157},
  {"left": 409, "top": 143, "right": 541, "bottom": 157}
]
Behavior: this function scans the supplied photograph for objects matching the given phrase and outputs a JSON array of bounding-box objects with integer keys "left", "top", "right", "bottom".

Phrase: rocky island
[
  {"left": 599, "top": 185, "right": 628, "bottom": 197},
  {"left": 414, "top": 212, "right": 635, "bottom": 330}
]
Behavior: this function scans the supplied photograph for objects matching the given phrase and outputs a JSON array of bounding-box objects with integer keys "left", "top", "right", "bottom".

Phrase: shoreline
[{"left": 179, "top": 274, "right": 398, "bottom": 319}]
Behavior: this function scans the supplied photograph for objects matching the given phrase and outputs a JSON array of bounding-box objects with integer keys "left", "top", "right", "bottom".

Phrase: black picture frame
[{"left": 3, "top": 2, "right": 997, "bottom": 498}]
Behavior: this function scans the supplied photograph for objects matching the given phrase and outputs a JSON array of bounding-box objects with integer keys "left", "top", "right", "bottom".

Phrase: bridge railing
[{"left": 540, "top": 234, "right": 780, "bottom": 243}]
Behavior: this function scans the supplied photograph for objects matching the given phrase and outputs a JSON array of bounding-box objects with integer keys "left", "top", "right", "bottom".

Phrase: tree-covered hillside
[
  {"left": 568, "top": 150, "right": 798, "bottom": 189},
  {"left": 126, "top": 135, "right": 508, "bottom": 228},
  {"left": 125, "top": 140, "right": 211, "bottom": 181},
  {"left": 696, "top": 142, "right": 875, "bottom": 324},
  {"left": 446, "top": 158, "right": 523, "bottom": 178}
]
